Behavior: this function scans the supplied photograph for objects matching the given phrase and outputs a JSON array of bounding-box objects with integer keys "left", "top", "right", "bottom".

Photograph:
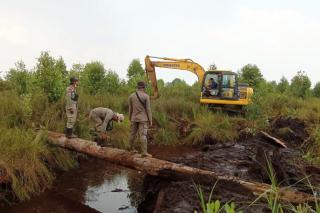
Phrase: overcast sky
[{"left": 0, "top": 0, "right": 319, "bottom": 85}]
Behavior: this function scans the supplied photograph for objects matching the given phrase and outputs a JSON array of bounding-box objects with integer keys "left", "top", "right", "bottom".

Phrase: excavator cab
[{"left": 201, "top": 71, "right": 239, "bottom": 100}]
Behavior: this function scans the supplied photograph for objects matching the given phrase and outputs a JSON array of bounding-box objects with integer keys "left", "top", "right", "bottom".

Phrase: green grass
[
  {"left": 1, "top": 74, "right": 320, "bottom": 203},
  {"left": 193, "top": 180, "right": 243, "bottom": 213},
  {"left": 186, "top": 110, "right": 238, "bottom": 144},
  {"left": 248, "top": 155, "right": 320, "bottom": 213},
  {"left": 0, "top": 128, "right": 77, "bottom": 201}
]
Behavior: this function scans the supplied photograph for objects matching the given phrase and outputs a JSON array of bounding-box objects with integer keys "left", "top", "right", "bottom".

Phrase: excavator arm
[{"left": 145, "top": 55, "right": 205, "bottom": 99}]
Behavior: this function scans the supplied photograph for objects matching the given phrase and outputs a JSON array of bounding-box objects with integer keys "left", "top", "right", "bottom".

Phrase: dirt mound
[{"left": 271, "top": 117, "right": 309, "bottom": 145}]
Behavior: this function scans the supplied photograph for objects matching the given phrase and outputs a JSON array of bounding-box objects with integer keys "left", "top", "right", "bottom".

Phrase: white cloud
[
  {"left": 0, "top": 1, "right": 319, "bottom": 85},
  {"left": 0, "top": 13, "right": 29, "bottom": 45}
]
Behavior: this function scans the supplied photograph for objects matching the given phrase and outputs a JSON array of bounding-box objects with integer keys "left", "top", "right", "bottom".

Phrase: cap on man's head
[
  {"left": 137, "top": 81, "right": 146, "bottom": 89},
  {"left": 70, "top": 77, "right": 79, "bottom": 84}
]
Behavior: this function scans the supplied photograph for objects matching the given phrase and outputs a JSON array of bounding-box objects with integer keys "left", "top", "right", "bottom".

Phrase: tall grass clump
[
  {"left": 187, "top": 110, "right": 238, "bottom": 144},
  {"left": 0, "top": 91, "right": 30, "bottom": 128},
  {"left": 304, "top": 126, "right": 320, "bottom": 164},
  {"left": 245, "top": 91, "right": 270, "bottom": 132},
  {"left": 108, "top": 119, "right": 131, "bottom": 149},
  {"left": 153, "top": 97, "right": 199, "bottom": 120},
  {"left": 0, "top": 129, "right": 77, "bottom": 201},
  {"left": 154, "top": 127, "right": 179, "bottom": 145}
]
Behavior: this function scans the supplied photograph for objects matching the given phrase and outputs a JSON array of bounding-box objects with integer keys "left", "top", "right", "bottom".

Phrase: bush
[
  {"left": 81, "top": 61, "right": 106, "bottom": 95},
  {"left": 35, "top": 51, "right": 65, "bottom": 103},
  {"left": 0, "top": 91, "right": 29, "bottom": 128},
  {"left": 290, "top": 71, "right": 311, "bottom": 98},
  {"left": 127, "top": 59, "right": 144, "bottom": 79},
  {"left": 238, "top": 64, "right": 264, "bottom": 88},
  {"left": 6, "top": 60, "right": 31, "bottom": 95},
  {"left": 186, "top": 111, "right": 238, "bottom": 144},
  {"left": 313, "top": 82, "right": 320, "bottom": 98},
  {"left": 277, "top": 76, "right": 289, "bottom": 93}
]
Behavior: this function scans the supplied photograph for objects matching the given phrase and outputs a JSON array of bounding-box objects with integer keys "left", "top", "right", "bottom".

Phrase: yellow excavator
[{"left": 145, "top": 55, "right": 253, "bottom": 111}]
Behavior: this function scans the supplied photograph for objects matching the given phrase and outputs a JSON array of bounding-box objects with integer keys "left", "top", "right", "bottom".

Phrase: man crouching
[{"left": 88, "top": 107, "right": 124, "bottom": 145}]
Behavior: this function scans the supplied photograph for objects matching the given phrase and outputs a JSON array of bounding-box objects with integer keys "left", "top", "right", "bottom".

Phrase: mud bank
[{"left": 138, "top": 117, "right": 320, "bottom": 212}]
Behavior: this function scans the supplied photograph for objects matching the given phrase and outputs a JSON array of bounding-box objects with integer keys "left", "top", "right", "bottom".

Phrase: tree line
[
  {"left": 1, "top": 51, "right": 320, "bottom": 101},
  {"left": 237, "top": 64, "right": 320, "bottom": 98}
]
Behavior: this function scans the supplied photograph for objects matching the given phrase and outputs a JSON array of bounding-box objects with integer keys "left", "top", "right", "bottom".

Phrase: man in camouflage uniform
[
  {"left": 128, "top": 81, "right": 152, "bottom": 157},
  {"left": 65, "top": 77, "right": 79, "bottom": 138},
  {"left": 88, "top": 107, "right": 124, "bottom": 142}
]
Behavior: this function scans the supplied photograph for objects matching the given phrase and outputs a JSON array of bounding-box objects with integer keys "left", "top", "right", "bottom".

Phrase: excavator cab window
[
  {"left": 221, "top": 74, "right": 236, "bottom": 99},
  {"left": 202, "top": 72, "right": 238, "bottom": 100},
  {"left": 203, "top": 74, "right": 220, "bottom": 97}
]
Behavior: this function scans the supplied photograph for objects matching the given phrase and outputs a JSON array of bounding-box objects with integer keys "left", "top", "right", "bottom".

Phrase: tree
[
  {"left": 267, "top": 80, "right": 277, "bottom": 93},
  {"left": 69, "top": 63, "right": 84, "bottom": 79},
  {"left": 238, "top": 64, "right": 264, "bottom": 88},
  {"left": 6, "top": 60, "right": 30, "bottom": 95},
  {"left": 208, "top": 63, "right": 217, "bottom": 70},
  {"left": 55, "top": 57, "right": 67, "bottom": 78},
  {"left": 277, "top": 76, "right": 289, "bottom": 93},
  {"left": 313, "top": 82, "right": 320, "bottom": 98},
  {"left": 127, "top": 59, "right": 144, "bottom": 79},
  {"left": 290, "top": 71, "right": 311, "bottom": 98},
  {"left": 127, "top": 59, "right": 147, "bottom": 91},
  {"left": 103, "top": 70, "right": 121, "bottom": 93},
  {"left": 35, "top": 51, "right": 65, "bottom": 102},
  {"left": 157, "top": 79, "right": 165, "bottom": 89},
  {"left": 170, "top": 78, "right": 187, "bottom": 86},
  {"left": 82, "top": 61, "right": 105, "bottom": 95}
]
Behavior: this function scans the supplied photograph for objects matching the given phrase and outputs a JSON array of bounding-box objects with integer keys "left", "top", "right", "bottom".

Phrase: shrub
[
  {"left": 313, "top": 82, "right": 320, "bottom": 98},
  {"left": 290, "top": 71, "right": 311, "bottom": 98},
  {"left": 238, "top": 64, "right": 264, "bottom": 88},
  {"left": 81, "top": 61, "right": 106, "bottom": 95},
  {"left": 35, "top": 51, "right": 65, "bottom": 103},
  {"left": 186, "top": 111, "right": 238, "bottom": 144}
]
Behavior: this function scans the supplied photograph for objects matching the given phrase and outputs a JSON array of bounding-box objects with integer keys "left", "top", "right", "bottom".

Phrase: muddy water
[
  {"left": 1, "top": 145, "right": 199, "bottom": 213},
  {"left": 1, "top": 157, "right": 145, "bottom": 213}
]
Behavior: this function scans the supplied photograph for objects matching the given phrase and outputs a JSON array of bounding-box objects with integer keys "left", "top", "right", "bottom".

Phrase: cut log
[
  {"left": 47, "top": 131, "right": 316, "bottom": 203},
  {"left": 260, "top": 131, "right": 288, "bottom": 148}
]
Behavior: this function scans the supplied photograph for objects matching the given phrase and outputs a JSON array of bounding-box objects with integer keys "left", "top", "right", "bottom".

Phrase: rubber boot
[
  {"left": 65, "top": 128, "right": 77, "bottom": 138},
  {"left": 141, "top": 140, "right": 152, "bottom": 158},
  {"left": 71, "top": 128, "right": 78, "bottom": 138},
  {"left": 65, "top": 128, "right": 72, "bottom": 138}
]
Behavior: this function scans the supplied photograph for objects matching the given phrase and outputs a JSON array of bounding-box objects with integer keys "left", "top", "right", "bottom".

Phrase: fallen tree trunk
[{"left": 47, "top": 131, "right": 317, "bottom": 203}]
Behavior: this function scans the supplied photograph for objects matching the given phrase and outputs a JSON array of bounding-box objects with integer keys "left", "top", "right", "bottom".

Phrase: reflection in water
[
  {"left": 1, "top": 156, "right": 144, "bottom": 213},
  {"left": 0, "top": 145, "right": 199, "bottom": 213},
  {"left": 85, "top": 172, "right": 138, "bottom": 212}
]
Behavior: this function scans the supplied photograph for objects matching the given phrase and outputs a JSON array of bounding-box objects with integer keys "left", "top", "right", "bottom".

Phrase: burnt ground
[{"left": 138, "top": 117, "right": 320, "bottom": 213}]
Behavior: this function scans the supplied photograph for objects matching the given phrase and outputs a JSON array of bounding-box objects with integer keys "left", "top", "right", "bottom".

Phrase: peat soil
[{"left": 139, "top": 117, "right": 320, "bottom": 213}]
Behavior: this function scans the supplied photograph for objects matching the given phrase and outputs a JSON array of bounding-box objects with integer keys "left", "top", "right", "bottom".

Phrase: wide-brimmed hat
[{"left": 137, "top": 81, "right": 146, "bottom": 89}]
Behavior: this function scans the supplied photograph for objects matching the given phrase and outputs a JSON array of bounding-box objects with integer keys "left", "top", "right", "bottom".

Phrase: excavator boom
[{"left": 145, "top": 55, "right": 205, "bottom": 99}]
